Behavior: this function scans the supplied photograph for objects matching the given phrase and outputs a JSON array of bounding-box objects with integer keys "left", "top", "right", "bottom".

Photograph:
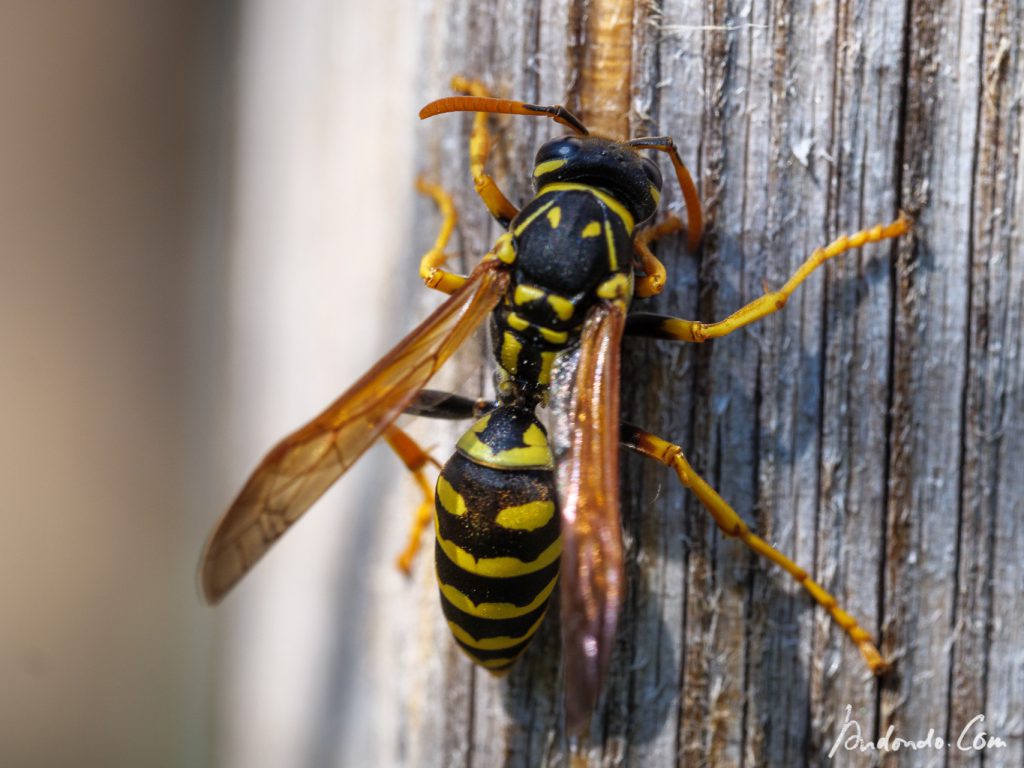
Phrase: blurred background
[{"left": 1, "top": 2, "right": 422, "bottom": 765}]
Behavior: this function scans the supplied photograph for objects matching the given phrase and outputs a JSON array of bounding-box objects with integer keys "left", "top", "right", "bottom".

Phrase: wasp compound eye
[
  {"left": 534, "top": 136, "right": 583, "bottom": 177},
  {"left": 537, "top": 136, "right": 583, "bottom": 161},
  {"left": 641, "top": 157, "right": 663, "bottom": 190}
]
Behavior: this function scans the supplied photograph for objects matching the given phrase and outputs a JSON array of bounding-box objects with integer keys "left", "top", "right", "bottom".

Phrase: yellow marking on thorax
[
  {"left": 447, "top": 612, "right": 548, "bottom": 650},
  {"left": 506, "top": 312, "right": 568, "bottom": 345},
  {"left": 494, "top": 232, "right": 516, "bottom": 264},
  {"left": 597, "top": 272, "right": 632, "bottom": 301},
  {"left": 499, "top": 332, "right": 522, "bottom": 374},
  {"left": 537, "top": 182, "right": 635, "bottom": 233},
  {"left": 513, "top": 199, "right": 557, "bottom": 236},
  {"left": 436, "top": 520, "right": 562, "bottom": 577},
  {"left": 581, "top": 221, "right": 602, "bottom": 238},
  {"left": 650, "top": 184, "right": 661, "bottom": 206},
  {"left": 495, "top": 500, "right": 556, "bottom": 531},
  {"left": 538, "top": 350, "right": 557, "bottom": 386},
  {"left": 546, "top": 207, "right": 562, "bottom": 228},
  {"left": 546, "top": 294, "right": 574, "bottom": 321},
  {"left": 507, "top": 312, "right": 530, "bottom": 332},
  {"left": 604, "top": 220, "right": 618, "bottom": 270},
  {"left": 514, "top": 284, "right": 544, "bottom": 305},
  {"left": 513, "top": 283, "right": 576, "bottom": 322},
  {"left": 538, "top": 326, "right": 568, "bottom": 344},
  {"left": 439, "top": 576, "right": 558, "bottom": 619},
  {"left": 533, "top": 158, "right": 566, "bottom": 177},
  {"left": 436, "top": 475, "right": 467, "bottom": 517}
]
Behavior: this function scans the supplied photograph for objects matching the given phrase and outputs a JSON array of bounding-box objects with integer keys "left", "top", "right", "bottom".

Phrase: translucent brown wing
[
  {"left": 552, "top": 299, "right": 627, "bottom": 736},
  {"left": 200, "top": 260, "right": 510, "bottom": 604}
]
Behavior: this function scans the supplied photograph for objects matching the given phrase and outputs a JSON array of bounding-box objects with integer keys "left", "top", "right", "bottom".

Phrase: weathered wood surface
[
  {"left": 402, "top": 1, "right": 1023, "bottom": 767},
  {"left": 217, "top": 1, "right": 1021, "bottom": 766}
]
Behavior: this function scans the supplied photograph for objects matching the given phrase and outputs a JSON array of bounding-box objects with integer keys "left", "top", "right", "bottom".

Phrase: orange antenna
[
  {"left": 419, "top": 96, "right": 589, "bottom": 136},
  {"left": 627, "top": 137, "right": 704, "bottom": 251}
]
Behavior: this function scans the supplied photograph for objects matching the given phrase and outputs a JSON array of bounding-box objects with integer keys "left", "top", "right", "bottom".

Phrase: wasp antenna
[
  {"left": 627, "top": 136, "right": 703, "bottom": 250},
  {"left": 419, "top": 95, "right": 589, "bottom": 136}
]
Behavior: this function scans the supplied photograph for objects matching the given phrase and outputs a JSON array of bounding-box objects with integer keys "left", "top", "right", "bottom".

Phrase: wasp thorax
[{"left": 531, "top": 135, "right": 663, "bottom": 223}]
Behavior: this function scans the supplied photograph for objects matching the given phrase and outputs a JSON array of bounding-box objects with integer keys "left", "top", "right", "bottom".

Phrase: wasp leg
[
  {"left": 416, "top": 177, "right": 469, "bottom": 295},
  {"left": 450, "top": 76, "right": 520, "bottom": 228},
  {"left": 634, "top": 214, "right": 683, "bottom": 298},
  {"left": 626, "top": 214, "right": 911, "bottom": 342},
  {"left": 389, "top": 393, "right": 497, "bottom": 573},
  {"left": 404, "top": 389, "right": 496, "bottom": 420},
  {"left": 384, "top": 424, "right": 443, "bottom": 574},
  {"left": 626, "top": 136, "right": 704, "bottom": 251},
  {"left": 620, "top": 423, "right": 887, "bottom": 673}
]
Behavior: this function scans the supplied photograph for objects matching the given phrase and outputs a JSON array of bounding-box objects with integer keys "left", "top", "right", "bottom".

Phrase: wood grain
[{"left": 403, "top": 0, "right": 1024, "bottom": 765}]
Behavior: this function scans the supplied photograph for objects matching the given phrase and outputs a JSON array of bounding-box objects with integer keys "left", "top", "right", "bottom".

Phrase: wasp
[{"left": 200, "top": 77, "right": 910, "bottom": 736}]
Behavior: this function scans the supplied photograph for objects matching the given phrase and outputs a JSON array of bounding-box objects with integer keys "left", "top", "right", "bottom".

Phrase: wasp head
[{"left": 531, "top": 136, "right": 663, "bottom": 223}]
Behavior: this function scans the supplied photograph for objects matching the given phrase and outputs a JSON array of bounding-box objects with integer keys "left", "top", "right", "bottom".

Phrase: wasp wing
[
  {"left": 550, "top": 299, "right": 627, "bottom": 736},
  {"left": 201, "top": 260, "right": 510, "bottom": 604}
]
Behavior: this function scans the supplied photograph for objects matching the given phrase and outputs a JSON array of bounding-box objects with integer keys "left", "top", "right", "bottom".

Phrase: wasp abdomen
[{"left": 434, "top": 407, "right": 560, "bottom": 672}]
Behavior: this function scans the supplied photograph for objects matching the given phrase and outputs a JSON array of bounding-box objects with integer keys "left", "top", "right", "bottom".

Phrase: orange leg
[
  {"left": 384, "top": 424, "right": 441, "bottom": 574},
  {"left": 416, "top": 176, "right": 469, "bottom": 295},
  {"left": 450, "top": 77, "right": 520, "bottom": 228},
  {"left": 627, "top": 215, "right": 911, "bottom": 341},
  {"left": 622, "top": 424, "right": 887, "bottom": 673},
  {"left": 634, "top": 214, "right": 684, "bottom": 298}
]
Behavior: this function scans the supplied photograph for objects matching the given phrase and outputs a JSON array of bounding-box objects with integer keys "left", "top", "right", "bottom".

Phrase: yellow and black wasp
[{"left": 200, "top": 78, "right": 909, "bottom": 735}]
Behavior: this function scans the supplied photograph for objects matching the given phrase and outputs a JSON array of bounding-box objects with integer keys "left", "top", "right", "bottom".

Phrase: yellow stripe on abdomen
[
  {"left": 436, "top": 475, "right": 467, "bottom": 517},
  {"left": 447, "top": 612, "right": 548, "bottom": 650},
  {"left": 438, "top": 576, "right": 558, "bottom": 619},
  {"left": 435, "top": 518, "right": 562, "bottom": 577}
]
